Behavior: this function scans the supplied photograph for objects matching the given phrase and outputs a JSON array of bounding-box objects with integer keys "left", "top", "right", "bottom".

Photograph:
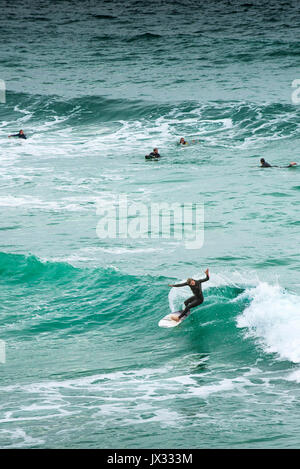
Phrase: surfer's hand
[
  {"left": 168, "top": 284, "right": 173, "bottom": 287},
  {"left": 205, "top": 268, "right": 209, "bottom": 276}
]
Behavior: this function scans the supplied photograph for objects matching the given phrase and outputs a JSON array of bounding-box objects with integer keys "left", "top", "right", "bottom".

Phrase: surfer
[
  {"left": 168, "top": 269, "right": 209, "bottom": 322},
  {"left": 260, "top": 158, "right": 271, "bottom": 167},
  {"left": 260, "top": 158, "right": 297, "bottom": 168},
  {"left": 145, "top": 148, "right": 160, "bottom": 159},
  {"left": 179, "top": 137, "right": 201, "bottom": 145},
  {"left": 8, "top": 129, "right": 27, "bottom": 139}
]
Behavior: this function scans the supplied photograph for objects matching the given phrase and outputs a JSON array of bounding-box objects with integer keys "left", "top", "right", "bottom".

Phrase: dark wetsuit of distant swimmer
[
  {"left": 260, "top": 158, "right": 297, "bottom": 168},
  {"left": 8, "top": 130, "right": 27, "bottom": 139},
  {"left": 168, "top": 269, "right": 209, "bottom": 322},
  {"left": 145, "top": 148, "right": 160, "bottom": 159}
]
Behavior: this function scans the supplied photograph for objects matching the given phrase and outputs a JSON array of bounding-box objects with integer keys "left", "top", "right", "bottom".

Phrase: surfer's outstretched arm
[{"left": 168, "top": 282, "right": 188, "bottom": 287}]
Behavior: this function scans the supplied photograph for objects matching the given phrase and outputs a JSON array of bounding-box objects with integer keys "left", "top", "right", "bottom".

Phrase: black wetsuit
[
  {"left": 172, "top": 274, "right": 209, "bottom": 319},
  {"left": 261, "top": 162, "right": 296, "bottom": 168},
  {"left": 145, "top": 152, "right": 160, "bottom": 159},
  {"left": 10, "top": 132, "right": 27, "bottom": 139}
]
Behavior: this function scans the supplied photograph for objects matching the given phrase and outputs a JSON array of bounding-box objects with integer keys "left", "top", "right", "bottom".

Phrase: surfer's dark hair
[{"left": 187, "top": 278, "right": 194, "bottom": 284}]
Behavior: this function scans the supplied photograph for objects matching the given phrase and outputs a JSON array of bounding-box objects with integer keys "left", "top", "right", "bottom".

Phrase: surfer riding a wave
[{"left": 168, "top": 268, "right": 209, "bottom": 322}]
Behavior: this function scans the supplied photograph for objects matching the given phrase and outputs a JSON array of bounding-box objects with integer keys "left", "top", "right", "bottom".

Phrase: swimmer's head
[
  {"left": 260, "top": 158, "right": 265, "bottom": 164},
  {"left": 180, "top": 138, "right": 185, "bottom": 144},
  {"left": 153, "top": 148, "right": 158, "bottom": 153}
]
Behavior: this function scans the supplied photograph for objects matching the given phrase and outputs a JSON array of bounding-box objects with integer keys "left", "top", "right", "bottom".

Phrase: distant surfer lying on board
[
  {"left": 260, "top": 158, "right": 297, "bottom": 168},
  {"left": 8, "top": 129, "right": 27, "bottom": 139},
  {"left": 168, "top": 269, "right": 209, "bottom": 322}
]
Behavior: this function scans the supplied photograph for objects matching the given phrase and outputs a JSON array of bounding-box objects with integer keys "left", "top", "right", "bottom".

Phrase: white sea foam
[
  {"left": 237, "top": 282, "right": 300, "bottom": 363},
  {"left": 286, "top": 369, "right": 300, "bottom": 383},
  {"left": 0, "top": 194, "right": 107, "bottom": 212},
  {"left": 0, "top": 195, "right": 42, "bottom": 207},
  {"left": 186, "top": 377, "right": 251, "bottom": 399},
  {"left": 0, "top": 428, "right": 45, "bottom": 448}
]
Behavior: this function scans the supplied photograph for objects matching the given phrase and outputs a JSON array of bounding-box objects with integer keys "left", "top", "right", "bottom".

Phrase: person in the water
[
  {"left": 179, "top": 137, "right": 201, "bottom": 145},
  {"left": 260, "top": 158, "right": 272, "bottom": 167},
  {"left": 260, "top": 158, "right": 297, "bottom": 168},
  {"left": 145, "top": 148, "right": 160, "bottom": 159},
  {"left": 168, "top": 269, "right": 209, "bottom": 322},
  {"left": 8, "top": 129, "right": 27, "bottom": 139}
]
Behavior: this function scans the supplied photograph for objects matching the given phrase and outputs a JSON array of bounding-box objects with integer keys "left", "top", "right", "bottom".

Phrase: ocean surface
[{"left": 0, "top": 0, "right": 300, "bottom": 449}]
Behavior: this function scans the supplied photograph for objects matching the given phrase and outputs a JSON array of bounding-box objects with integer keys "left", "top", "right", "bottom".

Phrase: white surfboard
[{"left": 158, "top": 310, "right": 190, "bottom": 328}]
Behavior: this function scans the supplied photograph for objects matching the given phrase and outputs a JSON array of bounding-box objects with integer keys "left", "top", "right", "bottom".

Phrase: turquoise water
[{"left": 1, "top": 0, "right": 300, "bottom": 449}]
